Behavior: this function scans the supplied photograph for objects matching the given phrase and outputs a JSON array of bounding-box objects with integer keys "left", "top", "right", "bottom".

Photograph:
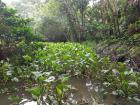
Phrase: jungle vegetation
[{"left": 0, "top": 0, "right": 140, "bottom": 105}]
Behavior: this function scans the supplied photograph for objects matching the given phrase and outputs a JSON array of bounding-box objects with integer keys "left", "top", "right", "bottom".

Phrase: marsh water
[{"left": 0, "top": 77, "right": 139, "bottom": 105}]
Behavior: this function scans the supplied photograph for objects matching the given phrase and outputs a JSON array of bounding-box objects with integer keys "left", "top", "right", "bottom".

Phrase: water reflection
[
  {"left": 20, "top": 99, "right": 37, "bottom": 105},
  {"left": 0, "top": 77, "right": 139, "bottom": 105}
]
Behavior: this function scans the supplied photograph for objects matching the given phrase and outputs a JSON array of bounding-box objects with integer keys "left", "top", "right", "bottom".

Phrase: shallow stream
[{"left": 0, "top": 77, "right": 139, "bottom": 105}]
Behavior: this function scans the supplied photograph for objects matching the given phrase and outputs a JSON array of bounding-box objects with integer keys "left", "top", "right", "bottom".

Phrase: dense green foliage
[
  {"left": 0, "top": 7, "right": 33, "bottom": 44},
  {"left": 0, "top": 0, "right": 140, "bottom": 104},
  {"left": 1, "top": 42, "right": 140, "bottom": 104},
  {"left": 0, "top": 1, "right": 44, "bottom": 60}
]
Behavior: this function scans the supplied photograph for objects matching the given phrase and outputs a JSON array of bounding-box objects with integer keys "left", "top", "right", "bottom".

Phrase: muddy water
[
  {"left": 68, "top": 77, "right": 139, "bottom": 105},
  {"left": 0, "top": 77, "right": 139, "bottom": 105},
  {"left": 0, "top": 95, "right": 12, "bottom": 105},
  {"left": 0, "top": 94, "right": 36, "bottom": 105},
  {"left": 68, "top": 77, "right": 101, "bottom": 105}
]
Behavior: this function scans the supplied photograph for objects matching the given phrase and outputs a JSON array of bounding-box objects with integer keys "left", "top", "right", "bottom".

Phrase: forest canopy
[{"left": 2, "top": 0, "right": 138, "bottom": 43}]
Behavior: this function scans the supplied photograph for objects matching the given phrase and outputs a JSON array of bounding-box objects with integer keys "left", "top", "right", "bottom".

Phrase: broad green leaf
[
  {"left": 56, "top": 87, "right": 62, "bottom": 97},
  {"left": 27, "top": 86, "right": 41, "bottom": 97}
]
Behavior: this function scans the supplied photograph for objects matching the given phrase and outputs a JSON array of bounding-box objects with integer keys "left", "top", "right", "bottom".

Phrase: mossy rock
[
  {"left": 130, "top": 46, "right": 140, "bottom": 57},
  {"left": 129, "top": 46, "right": 140, "bottom": 69}
]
